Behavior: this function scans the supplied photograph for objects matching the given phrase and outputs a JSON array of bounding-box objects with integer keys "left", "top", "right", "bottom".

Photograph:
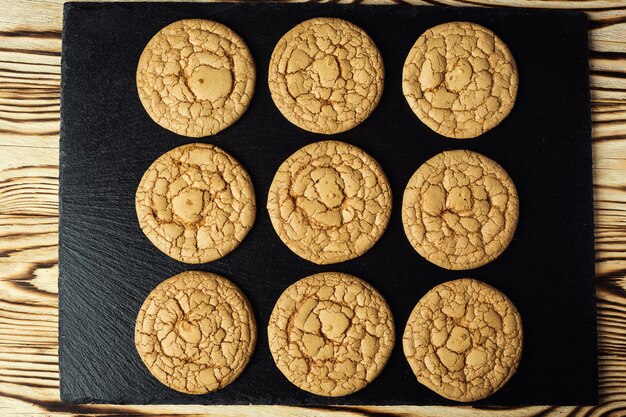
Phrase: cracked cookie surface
[
  {"left": 402, "top": 22, "right": 518, "bottom": 139},
  {"left": 402, "top": 150, "right": 518, "bottom": 270},
  {"left": 403, "top": 278, "right": 522, "bottom": 402},
  {"left": 268, "top": 272, "right": 395, "bottom": 396},
  {"left": 136, "top": 19, "right": 255, "bottom": 137},
  {"left": 136, "top": 143, "right": 255, "bottom": 263},
  {"left": 267, "top": 140, "right": 391, "bottom": 265},
  {"left": 135, "top": 271, "right": 256, "bottom": 394},
  {"left": 268, "top": 18, "right": 384, "bottom": 134}
]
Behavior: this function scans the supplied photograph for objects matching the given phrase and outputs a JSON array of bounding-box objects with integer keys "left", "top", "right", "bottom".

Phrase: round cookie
[
  {"left": 268, "top": 272, "right": 395, "bottom": 396},
  {"left": 135, "top": 271, "right": 256, "bottom": 394},
  {"left": 402, "top": 22, "right": 518, "bottom": 139},
  {"left": 267, "top": 140, "right": 392, "bottom": 265},
  {"left": 136, "top": 19, "right": 255, "bottom": 137},
  {"left": 402, "top": 150, "right": 518, "bottom": 270},
  {"left": 403, "top": 278, "right": 523, "bottom": 402},
  {"left": 268, "top": 18, "right": 384, "bottom": 134},
  {"left": 136, "top": 143, "right": 255, "bottom": 263}
]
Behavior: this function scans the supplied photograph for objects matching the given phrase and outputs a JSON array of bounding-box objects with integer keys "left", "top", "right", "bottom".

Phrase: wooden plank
[{"left": 1, "top": 0, "right": 625, "bottom": 415}]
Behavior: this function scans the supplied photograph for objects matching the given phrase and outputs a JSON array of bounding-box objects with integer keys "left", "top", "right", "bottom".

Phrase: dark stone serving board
[{"left": 59, "top": 2, "right": 597, "bottom": 406}]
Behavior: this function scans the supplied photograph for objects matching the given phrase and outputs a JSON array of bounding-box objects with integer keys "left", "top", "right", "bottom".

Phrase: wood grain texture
[{"left": 0, "top": 0, "right": 625, "bottom": 416}]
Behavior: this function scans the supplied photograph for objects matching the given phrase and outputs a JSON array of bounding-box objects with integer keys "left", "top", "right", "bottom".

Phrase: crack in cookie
[
  {"left": 268, "top": 272, "right": 395, "bottom": 396},
  {"left": 403, "top": 278, "right": 523, "bottom": 401},
  {"left": 137, "top": 19, "right": 255, "bottom": 137},
  {"left": 136, "top": 143, "right": 255, "bottom": 263},
  {"left": 402, "top": 150, "right": 518, "bottom": 270},
  {"left": 135, "top": 271, "right": 256, "bottom": 394},
  {"left": 267, "top": 140, "right": 392, "bottom": 265},
  {"left": 403, "top": 22, "right": 518, "bottom": 139},
  {"left": 268, "top": 18, "right": 384, "bottom": 134}
]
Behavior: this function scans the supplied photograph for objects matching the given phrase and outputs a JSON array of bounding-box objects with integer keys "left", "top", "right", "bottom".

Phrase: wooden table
[{"left": 1, "top": 0, "right": 625, "bottom": 416}]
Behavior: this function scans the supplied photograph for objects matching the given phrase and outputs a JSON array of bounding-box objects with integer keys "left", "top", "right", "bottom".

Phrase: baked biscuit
[
  {"left": 403, "top": 22, "right": 518, "bottom": 138},
  {"left": 402, "top": 150, "right": 518, "bottom": 270},
  {"left": 135, "top": 271, "right": 256, "bottom": 394},
  {"left": 136, "top": 143, "right": 255, "bottom": 263},
  {"left": 137, "top": 19, "right": 255, "bottom": 137},
  {"left": 268, "top": 18, "right": 384, "bottom": 134},
  {"left": 268, "top": 272, "right": 395, "bottom": 396},
  {"left": 403, "top": 278, "right": 523, "bottom": 401},
  {"left": 267, "top": 140, "right": 391, "bottom": 264}
]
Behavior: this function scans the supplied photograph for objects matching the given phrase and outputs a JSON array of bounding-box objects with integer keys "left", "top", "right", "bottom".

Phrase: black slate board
[{"left": 59, "top": 2, "right": 597, "bottom": 406}]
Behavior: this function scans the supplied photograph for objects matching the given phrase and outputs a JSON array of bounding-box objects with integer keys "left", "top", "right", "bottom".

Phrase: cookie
[
  {"left": 136, "top": 143, "right": 255, "bottom": 263},
  {"left": 135, "top": 271, "right": 256, "bottom": 394},
  {"left": 268, "top": 272, "right": 395, "bottom": 396},
  {"left": 402, "top": 22, "right": 518, "bottom": 139},
  {"left": 267, "top": 140, "right": 391, "bottom": 264},
  {"left": 136, "top": 19, "right": 255, "bottom": 137},
  {"left": 402, "top": 150, "right": 518, "bottom": 270},
  {"left": 268, "top": 18, "right": 384, "bottom": 134},
  {"left": 403, "top": 278, "right": 523, "bottom": 402}
]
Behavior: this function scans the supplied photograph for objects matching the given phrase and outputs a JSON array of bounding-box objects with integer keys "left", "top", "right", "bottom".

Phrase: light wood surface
[{"left": 1, "top": 0, "right": 625, "bottom": 416}]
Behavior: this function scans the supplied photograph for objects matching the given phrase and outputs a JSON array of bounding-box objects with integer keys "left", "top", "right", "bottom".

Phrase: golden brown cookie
[
  {"left": 402, "top": 150, "right": 518, "bottom": 270},
  {"left": 403, "top": 278, "right": 523, "bottom": 402},
  {"left": 136, "top": 143, "right": 255, "bottom": 263},
  {"left": 136, "top": 19, "right": 255, "bottom": 137},
  {"left": 402, "top": 22, "right": 518, "bottom": 139},
  {"left": 135, "top": 271, "right": 256, "bottom": 394},
  {"left": 267, "top": 140, "right": 391, "bottom": 265},
  {"left": 268, "top": 272, "right": 395, "bottom": 396},
  {"left": 268, "top": 18, "right": 384, "bottom": 134}
]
